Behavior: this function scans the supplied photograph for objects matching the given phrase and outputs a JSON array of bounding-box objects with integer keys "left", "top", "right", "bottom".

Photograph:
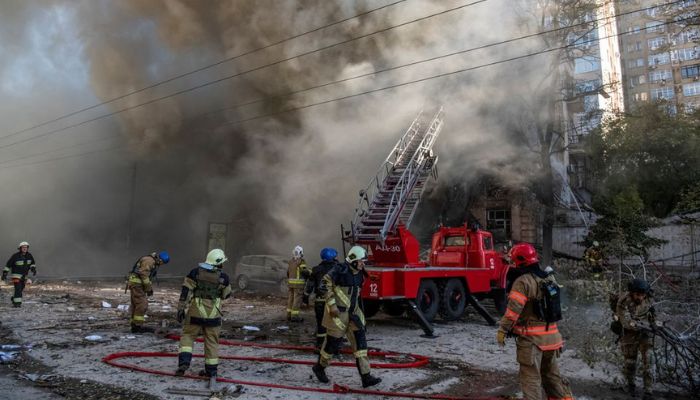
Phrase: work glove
[
  {"left": 329, "top": 306, "right": 340, "bottom": 318},
  {"left": 30, "top": 266, "right": 37, "bottom": 276},
  {"left": 177, "top": 309, "right": 186, "bottom": 323},
  {"left": 496, "top": 329, "right": 506, "bottom": 347},
  {"left": 146, "top": 289, "right": 154, "bottom": 297},
  {"left": 302, "top": 294, "right": 309, "bottom": 305}
]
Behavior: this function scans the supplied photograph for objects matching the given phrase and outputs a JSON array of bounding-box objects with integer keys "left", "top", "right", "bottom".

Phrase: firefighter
[
  {"left": 127, "top": 250, "right": 170, "bottom": 333},
  {"left": 3, "top": 241, "right": 37, "bottom": 308},
  {"left": 583, "top": 241, "right": 604, "bottom": 273},
  {"left": 496, "top": 242, "right": 574, "bottom": 400},
  {"left": 304, "top": 247, "right": 341, "bottom": 350},
  {"left": 175, "top": 248, "right": 232, "bottom": 389},
  {"left": 616, "top": 278, "right": 655, "bottom": 398},
  {"left": 286, "top": 245, "right": 309, "bottom": 322},
  {"left": 311, "top": 245, "right": 381, "bottom": 388}
]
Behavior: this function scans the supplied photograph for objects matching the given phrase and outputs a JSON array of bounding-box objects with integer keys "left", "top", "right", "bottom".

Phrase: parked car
[{"left": 232, "top": 255, "right": 289, "bottom": 295}]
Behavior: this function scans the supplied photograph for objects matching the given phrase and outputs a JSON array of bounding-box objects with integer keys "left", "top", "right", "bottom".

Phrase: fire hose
[{"left": 102, "top": 334, "right": 504, "bottom": 399}]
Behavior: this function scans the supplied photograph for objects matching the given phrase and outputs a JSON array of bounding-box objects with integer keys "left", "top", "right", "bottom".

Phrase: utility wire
[
  {"left": 0, "top": 0, "right": 408, "bottom": 140},
  {"left": 1, "top": 6, "right": 693, "bottom": 171},
  {"left": 1, "top": 0, "right": 677, "bottom": 164},
  {"left": 0, "top": 0, "right": 489, "bottom": 150}
]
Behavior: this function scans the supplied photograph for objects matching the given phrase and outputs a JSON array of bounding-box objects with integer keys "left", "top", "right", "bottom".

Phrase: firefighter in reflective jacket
[
  {"left": 127, "top": 250, "right": 170, "bottom": 333},
  {"left": 287, "top": 245, "right": 309, "bottom": 322},
  {"left": 3, "top": 241, "right": 36, "bottom": 308},
  {"left": 616, "top": 278, "right": 655, "bottom": 398},
  {"left": 311, "top": 246, "right": 381, "bottom": 388},
  {"left": 175, "top": 248, "right": 232, "bottom": 386},
  {"left": 583, "top": 241, "right": 604, "bottom": 273},
  {"left": 304, "top": 247, "right": 341, "bottom": 349},
  {"left": 496, "top": 243, "right": 574, "bottom": 400}
]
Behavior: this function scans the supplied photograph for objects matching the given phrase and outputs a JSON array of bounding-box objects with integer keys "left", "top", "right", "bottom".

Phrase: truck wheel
[
  {"left": 383, "top": 301, "right": 405, "bottom": 317},
  {"left": 415, "top": 280, "right": 439, "bottom": 322},
  {"left": 439, "top": 279, "right": 466, "bottom": 321},
  {"left": 236, "top": 275, "right": 249, "bottom": 290},
  {"left": 362, "top": 300, "right": 381, "bottom": 318},
  {"left": 491, "top": 288, "right": 506, "bottom": 315}
]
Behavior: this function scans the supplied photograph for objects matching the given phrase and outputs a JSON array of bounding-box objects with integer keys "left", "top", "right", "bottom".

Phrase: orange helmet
[{"left": 510, "top": 243, "right": 539, "bottom": 267}]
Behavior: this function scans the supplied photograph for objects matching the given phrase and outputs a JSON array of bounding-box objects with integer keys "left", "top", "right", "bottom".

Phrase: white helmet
[
  {"left": 205, "top": 249, "right": 228, "bottom": 266},
  {"left": 18, "top": 241, "right": 29, "bottom": 249},
  {"left": 346, "top": 246, "right": 367, "bottom": 263},
  {"left": 592, "top": 241, "right": 600, "bottom": 247},
  {"left": 292, "top": 245, "right": 304, "bottom": 259}
]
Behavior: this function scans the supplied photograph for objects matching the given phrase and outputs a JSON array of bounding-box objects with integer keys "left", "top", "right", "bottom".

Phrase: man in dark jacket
[
  {"left": 304, "top": 247, "right": 341, "bottom": 349},
  {"left": 3, "top": 241, "right": 36, "bottom": 307}
]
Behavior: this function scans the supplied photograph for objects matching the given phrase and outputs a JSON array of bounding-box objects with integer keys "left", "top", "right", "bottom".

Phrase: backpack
[{"left": 534, "top": 275, "right": 562, "bottom": 326}]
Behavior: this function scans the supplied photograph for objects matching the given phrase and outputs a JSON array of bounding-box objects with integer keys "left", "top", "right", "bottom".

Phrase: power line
[
  {"left": 0, "top": 0, "right": 408, "bottom": 140},
  {"left": 2, "top": 0, "right": 673, "bottom": 164},
  {"left": 0, "top": 0, "right": 489, "bottom": 150},
  {"left": 2, "top": 6, "right": 692, "bottom": 171}
]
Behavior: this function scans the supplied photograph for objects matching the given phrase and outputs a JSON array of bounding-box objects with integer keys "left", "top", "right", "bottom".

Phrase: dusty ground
[{"left": 0, "top": 279, "right": 691, "bottom": 400}]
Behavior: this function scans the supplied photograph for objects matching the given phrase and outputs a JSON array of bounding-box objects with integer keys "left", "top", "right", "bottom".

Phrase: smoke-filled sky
[{"left": 0, "top": 0, "right": 552, "bottom": 277}]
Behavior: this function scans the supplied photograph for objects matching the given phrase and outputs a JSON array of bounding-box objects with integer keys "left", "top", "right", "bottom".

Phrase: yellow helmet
[{"left": 205, "top": 249, "right": 227, "bottom": 266}]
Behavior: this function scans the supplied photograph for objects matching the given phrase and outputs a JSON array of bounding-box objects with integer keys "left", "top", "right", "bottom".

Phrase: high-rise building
[{"left": 616, "top": 0, "right": 700, "bottom": 111}]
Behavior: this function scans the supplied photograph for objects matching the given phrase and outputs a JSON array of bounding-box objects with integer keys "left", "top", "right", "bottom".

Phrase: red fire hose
[{"left": 102, "top": 334, "right": 504, "bottom": 399}]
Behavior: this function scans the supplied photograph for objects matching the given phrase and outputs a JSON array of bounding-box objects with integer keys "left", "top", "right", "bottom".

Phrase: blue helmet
[
  {"left": 158, "top": 250, "right": 170, "bottom": 264},
  {"left": 320, "top": 247, "right": 338, "bottom": 261}
]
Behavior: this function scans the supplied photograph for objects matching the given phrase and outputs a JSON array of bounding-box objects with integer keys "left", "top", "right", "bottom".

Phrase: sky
[{"left": 0, "top": 0, "right": 551, "bottom": 277}]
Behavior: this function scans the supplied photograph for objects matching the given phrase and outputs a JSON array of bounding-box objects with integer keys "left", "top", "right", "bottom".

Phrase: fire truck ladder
[{"left": 349, "top": 107, "right": 444, "bottom": 244}]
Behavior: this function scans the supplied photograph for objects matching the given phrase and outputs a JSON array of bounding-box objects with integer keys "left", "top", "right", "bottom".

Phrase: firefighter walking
[
  {"left": 496, "top": 243, "right": 574, "bottom": 400},
  {"left": 311, "top": 245, "right": 381, "bottom": 388},
  {"left": 3, "top": 241, "right": 37, "bottom": 308},
  {"left": 304, "top": 247, "right": 341, "bottom": 350},
  {"left": 616, "top": 278, "right": 655, "bottom": 399},
  {"left": 126, "top": 251, "right": 170, "bottom": 333},
  {"left": 583, "top": 241, "right": 604, "bottom": 273},
  {"left": 287, "top": 245, "right": 309, "bottom": 322},
  {"left": 175, "top": 248, "right": 232, "bottom": 389}
]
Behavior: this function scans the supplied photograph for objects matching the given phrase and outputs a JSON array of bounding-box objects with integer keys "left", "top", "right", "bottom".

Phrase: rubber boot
[
  {"left": 174, "top": 365, "right": 188, "bottom": 376},
  {"left": 12, "top": 302, "right": 21, "bottom": 308},
  {"left": 290, "top": 316, "right": 303, "bottom": 323},
  {"left": 130, "top": 325, "right": 142, "bottom": 333},
  {"left": 361, "top": 373, "right": 381, "bottom": 388},
  {"left": 312, "top": 363, "right": 329, "bottom": 383}
]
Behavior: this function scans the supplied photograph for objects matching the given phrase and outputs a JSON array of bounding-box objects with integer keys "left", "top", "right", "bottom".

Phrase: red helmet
[{"left": 510, "top": 243, "right": 539, "bottom": 267}]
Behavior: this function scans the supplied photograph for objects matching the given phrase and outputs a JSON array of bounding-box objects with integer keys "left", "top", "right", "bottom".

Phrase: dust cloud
[{"left": 0, "top": 0, "right": 553, "bottom": 277}]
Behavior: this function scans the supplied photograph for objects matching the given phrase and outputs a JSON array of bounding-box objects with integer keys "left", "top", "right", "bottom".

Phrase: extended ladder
[{"left": 347, "top": 107, "right": 444, "bottom": 244}]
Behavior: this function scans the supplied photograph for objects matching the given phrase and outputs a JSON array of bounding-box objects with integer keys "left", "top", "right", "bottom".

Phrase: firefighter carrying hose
[
  {"left": 304, "top": 247, "right": 341, "bottom": 350},
  {"left": 3, "top": 241, "right": 37, "bottom": 308},
  {"left": 126, "top": 250, "right": 170, "bottom": 333},
  {"left": 496, "top": 243, "right": 574, "bottom": 400},
  {"left": 175, "top": 248, "right": 232, "bottom": 390},
  {"left": 615, "top": 278, "right": 655, "bottom": 399},
  {"left": 311, "top": 245, "right": 381, "bottom": 388},
  {"left": 287, "top": 245, "right": 309, "bottom": 322}
]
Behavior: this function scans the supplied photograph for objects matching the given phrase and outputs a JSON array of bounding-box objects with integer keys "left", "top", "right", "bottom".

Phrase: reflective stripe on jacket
[{"left": 499, "top": 272, "right": 563, "bottom": 351}]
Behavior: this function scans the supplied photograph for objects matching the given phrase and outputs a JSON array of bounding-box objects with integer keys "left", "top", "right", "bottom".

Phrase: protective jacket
[
  {"left": 128, "top": 254, "right": 158, "bottom": 292},
  {"left": 584, "top": 246, "right": 603, "bottom": 266},
  {"left": 321, "top": 262, "right": 366, "bottom": 333},
  {"left": 304, "top": 260, "right": 338, "bottom": 301},
  {"left": 616, "top": 293, "right": 654, "bottom": 337},
  {"left": 4, "top": 252, "right": 36, "bottom": 280},
  {"left": 500, "top": 267, "right": 563, "bottom": 351},
  {"left": 287, "top": 257, "right": 309, "bottom": 288},
  {"left": 179, "top": 266, "right": 232, "bottom": 327}
]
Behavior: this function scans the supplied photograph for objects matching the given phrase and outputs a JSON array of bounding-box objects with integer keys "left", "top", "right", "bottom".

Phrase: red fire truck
[{"left": 342, "top": 108, "right": 510, "bottom": 334}]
